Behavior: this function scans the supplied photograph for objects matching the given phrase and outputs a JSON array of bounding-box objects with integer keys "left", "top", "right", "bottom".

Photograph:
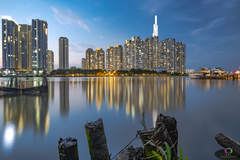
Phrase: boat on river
[{"left": 0, "top": 71, "right": 48, "bottom": 94}]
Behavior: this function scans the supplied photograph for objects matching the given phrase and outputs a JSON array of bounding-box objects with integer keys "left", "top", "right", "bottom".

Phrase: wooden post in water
[
  {"left": 58, "top": 137, "right": 79, "bottom": 160},
  {"left": 85, "top": 118, "right": 110, "bottom": 160},
  {"left": 215, "top": 133, "right": 240, "bottom": 157}
]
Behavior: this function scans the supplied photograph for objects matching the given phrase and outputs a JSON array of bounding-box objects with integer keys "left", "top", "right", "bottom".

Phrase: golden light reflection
[
  {"left": 3, "top": 93, "right": 50, "bottom": 139},
  {"left": 82, "top": 77, "right": 186, "bottom": 119}
]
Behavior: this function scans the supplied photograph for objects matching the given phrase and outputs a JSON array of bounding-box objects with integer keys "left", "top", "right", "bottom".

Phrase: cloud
[
  {"left": 93, "top": 18, "right": 101, "bottom": 22},
  {"left": 191, "top": 18, "right": 224, "bottom": 36},
  {"left": 52, "top": 7, "right": 90, "bottom": 32},
  {"left": 99, "top": 36, "right": 103, "bottom": 39},
  {"left": 137, "top": 0, "right": 168, "bottom": 13}
]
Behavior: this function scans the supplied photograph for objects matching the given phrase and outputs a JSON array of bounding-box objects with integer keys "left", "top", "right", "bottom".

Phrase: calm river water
[{"left": 0, "top": 77, "right": 240, "bottom": 160}]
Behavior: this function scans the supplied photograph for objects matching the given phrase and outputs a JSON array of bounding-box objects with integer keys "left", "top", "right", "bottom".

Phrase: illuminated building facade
[
  {"left": 175, "top": 42, "right": 186, "bottom": 73},
  {"left": 85, "top": 48, "right": 105, "bottom": 70},
  {"left": 95, "top": 48, "right": 105, "bottom": 70},
  {"left": 47, "top": 50, "right": 54, "bottom": 73},
  {"left": 152, "top": 15, "right": 158, "bottom": 37},
  {"left": 159, "top": 38, "right": 176, "bottom": 73},
  {"left": 144, "top": 36, "right": 159, "bottom": 69},
  {"left": 123, "top": 37, "right": 144, "bottom": 70},
  {"left": 32, "top": 19, "right": 48, "bottom": 73},
  {"left": 2, "top": 19, "right": 20, "bottom": 69},
  {"left": 106, "top": 45, "right": 123, "bottom": 70},
  {"left": 81, "top": 58, "right": 86, "bottom": 69},
  {"left": 20, "top": 24, "right": 32, "bottom": 70},
  {"left": 59, "top": 37, "right": 69, "bottom": 69}
]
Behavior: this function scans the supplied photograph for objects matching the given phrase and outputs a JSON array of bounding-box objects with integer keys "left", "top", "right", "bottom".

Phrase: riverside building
[
  {"left": 59, "top": 37, "right": 69, "bottom": 69},
  {"left": 175, "top": 42, "right": 186, "bottom": 73},
  {"left": 123, "top": 37, "right": 144, "bottom": 70},
  {"left": 32, "top": 19, "right": 48, "bottom": 73},
  {"left": 20, "top": 24, "right": 32, "bottom": 70},
  {"left": 106, "top": 45, "right": 123, "bottom": 70},
  {"left": 81, "top": 58, "right": 86, "bottom": 69},
  {"left": 2, "top": 19, "right": 21, "bottom": 70},
  {"left": 85, "top": 48, "right": 105, "bottom": 70},
  {"left": 47, "top": 50, "right": 54, "bottom": 73}
]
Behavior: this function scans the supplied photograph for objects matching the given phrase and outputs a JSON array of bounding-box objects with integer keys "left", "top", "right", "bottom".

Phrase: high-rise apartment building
[
  {"left": 106, "top": 45, "right": 123, "bottom": 70},
  {"left": 159, "top": 38, "right": 176, "bottom": 73},
  {"left": 20, "top": 24, "right": 32, "bottom": 70},
  {"left": 86, "top": 48, "right": 95, "bottom": 69},
  {"left": 106, "top": 46, "right": 114, "bottom": 70},
  {"left": 2, "top": 19, "right": 20, "bottom": 69},
  {"left": 85, "top": 48, "right": 105, "bottom": 70},
  {"left": 59, "top": 37, "right": 69, "bottom": 69},
  {"left": 95, "top": 48, "right": 105, "bottom": 70},
  {"left": 144, "top": 36, "right": 159, "bottom": 69},
  {"left": 123, "top": 37, "right": 144, "bottom": 70},
  {"left": 175, "top": 42, "right": 186, "bottom": 73},
  {"left": 47, "top": 50, "right": 54, "bottom": 73},
  {"left": 81, "top": 58, "right": 86, "bottom": 69},
  {"left": 32, "top": 19, "right": 48, "bottom": 73}
]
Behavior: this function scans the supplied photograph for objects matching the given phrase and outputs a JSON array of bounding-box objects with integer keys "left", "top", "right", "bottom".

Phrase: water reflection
[
  {"left": 82, "top": 77, "right": 186, "bottom": 117},
  {"left": 189, "top": 79, "right": 231, "bottom": 91},
  {"left": 60, "top": 81, "right": 69, "bottom": 116},
  {"left": 3, "top": 93, "right": 50, "bottom": 137}
]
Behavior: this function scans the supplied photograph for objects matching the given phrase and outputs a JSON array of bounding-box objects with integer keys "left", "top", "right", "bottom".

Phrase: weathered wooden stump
[
  {"left": 58, "top": 137, "right": 79, "bottom": 160},
  {"left": 156, "top": 113, "right": 178, "bottom": 154},
  {"left": 85, "top": 118, "right": 110, "bottom": 160},
  {"left": 215, "top": 133, "right": 240, "bottom": 157},
  {"left": 139, "top": 113, "right": 178, "bottom": 160}
]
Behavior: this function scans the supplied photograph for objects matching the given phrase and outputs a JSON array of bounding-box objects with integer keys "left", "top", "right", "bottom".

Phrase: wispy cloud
[
  {"left": 93, "top": 18, "right": 101, "bottom": 22},
  {"left": 52, "top": 7, "right": 90, "bottom": 32},
  {"left": 99, "top": 36, "right": 103, "bottom": 39},
  {"left": 191, "top": 18, "right": 224, "bottom": 36},
  {"left": 137, "top": 0, "right": 168, "bottom": 13}
]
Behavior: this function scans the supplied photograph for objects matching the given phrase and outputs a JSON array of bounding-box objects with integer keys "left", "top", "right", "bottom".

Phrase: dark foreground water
[{"left": 0, "top": 77, "right": 240, "bottom": 160}]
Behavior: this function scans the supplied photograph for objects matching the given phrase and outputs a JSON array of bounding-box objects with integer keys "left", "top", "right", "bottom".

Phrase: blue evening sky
[{"left": 0, "top": 0, "right": 239, "bottom": 71}]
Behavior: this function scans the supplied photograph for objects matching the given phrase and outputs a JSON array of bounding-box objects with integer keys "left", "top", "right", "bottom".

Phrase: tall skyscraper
[
  {"left": 47, "top": 50, "right": 54, "bottom": 73},
  {"left": 2, "top": 19, "right": 20, "bottom": 69},
  {"left": 144, "top": 36, "right": 159, "bottom": 69},
  {"left": 59, "top": 37, "right": 69, "bottom": 69},
  {"left": 159, "top": 38, "right": 176, "bottom": 73},
  {"left": 175, "top": 42, "right": 186, "bottom": 73},
  {"left": 152, "top": 15, "right": 158, "bottom": 37},
  {"left": 20, "top": 24, "right": 32, "bottom": 70},
  {"left": 95, "top": 48, "right": 105, "bottom": 70},
  {"left": 123, "top": 37, "right": 144, "bottom": 70},
  {"left": 32, "top": 19, "right": 48, "bottom": 73},
  {"left": 106, "top": 46, "right": 114, "bottom": 70},
  {"left": 81, "top": 58, "right": 86, "bottom": 69},
  {"left": 85, "top": 48, "right": 105, "bottom": 70},
  {"left": 86, "top": 48, "right": 95, "bottom": 69},
  {"left": 106, "top": 45, "right": 123, "bottom": 70}
]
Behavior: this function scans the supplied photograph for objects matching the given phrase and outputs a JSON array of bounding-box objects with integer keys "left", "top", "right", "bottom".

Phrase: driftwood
[
  {"left": 85, "top": 118, "right": 110, "bottom": 160},
  {"left": 215, "top": 133, "right": 240, "bottom": 157},
  {"left": 58, "top": 137, "right": 79, "bottom": 160}
]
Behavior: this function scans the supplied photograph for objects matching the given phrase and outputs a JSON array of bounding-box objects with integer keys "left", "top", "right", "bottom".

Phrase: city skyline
[{"left": 0, "top": 0, "right": 240, "bottom": 72}]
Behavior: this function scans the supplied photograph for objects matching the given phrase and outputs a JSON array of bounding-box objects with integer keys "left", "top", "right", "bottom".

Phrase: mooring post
[
  {"left": 58, "top": 137, "right": 79, "bottom": 160},
  {"left": 85, "top": 118, "right": 110, "bottom": 160}
]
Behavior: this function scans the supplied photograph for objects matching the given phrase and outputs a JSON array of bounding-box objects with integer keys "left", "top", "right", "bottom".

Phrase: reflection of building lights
[
  {"left": 3, "top": 122, "right": 16, "bottom": 149},
  {"left": 45, "top": 112, "right": 50, "bottom": 135}
]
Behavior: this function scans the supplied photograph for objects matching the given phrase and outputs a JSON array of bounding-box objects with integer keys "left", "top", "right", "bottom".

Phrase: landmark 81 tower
[{"left": 152, "top": 15, "right": 158, "bottom": 37}]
